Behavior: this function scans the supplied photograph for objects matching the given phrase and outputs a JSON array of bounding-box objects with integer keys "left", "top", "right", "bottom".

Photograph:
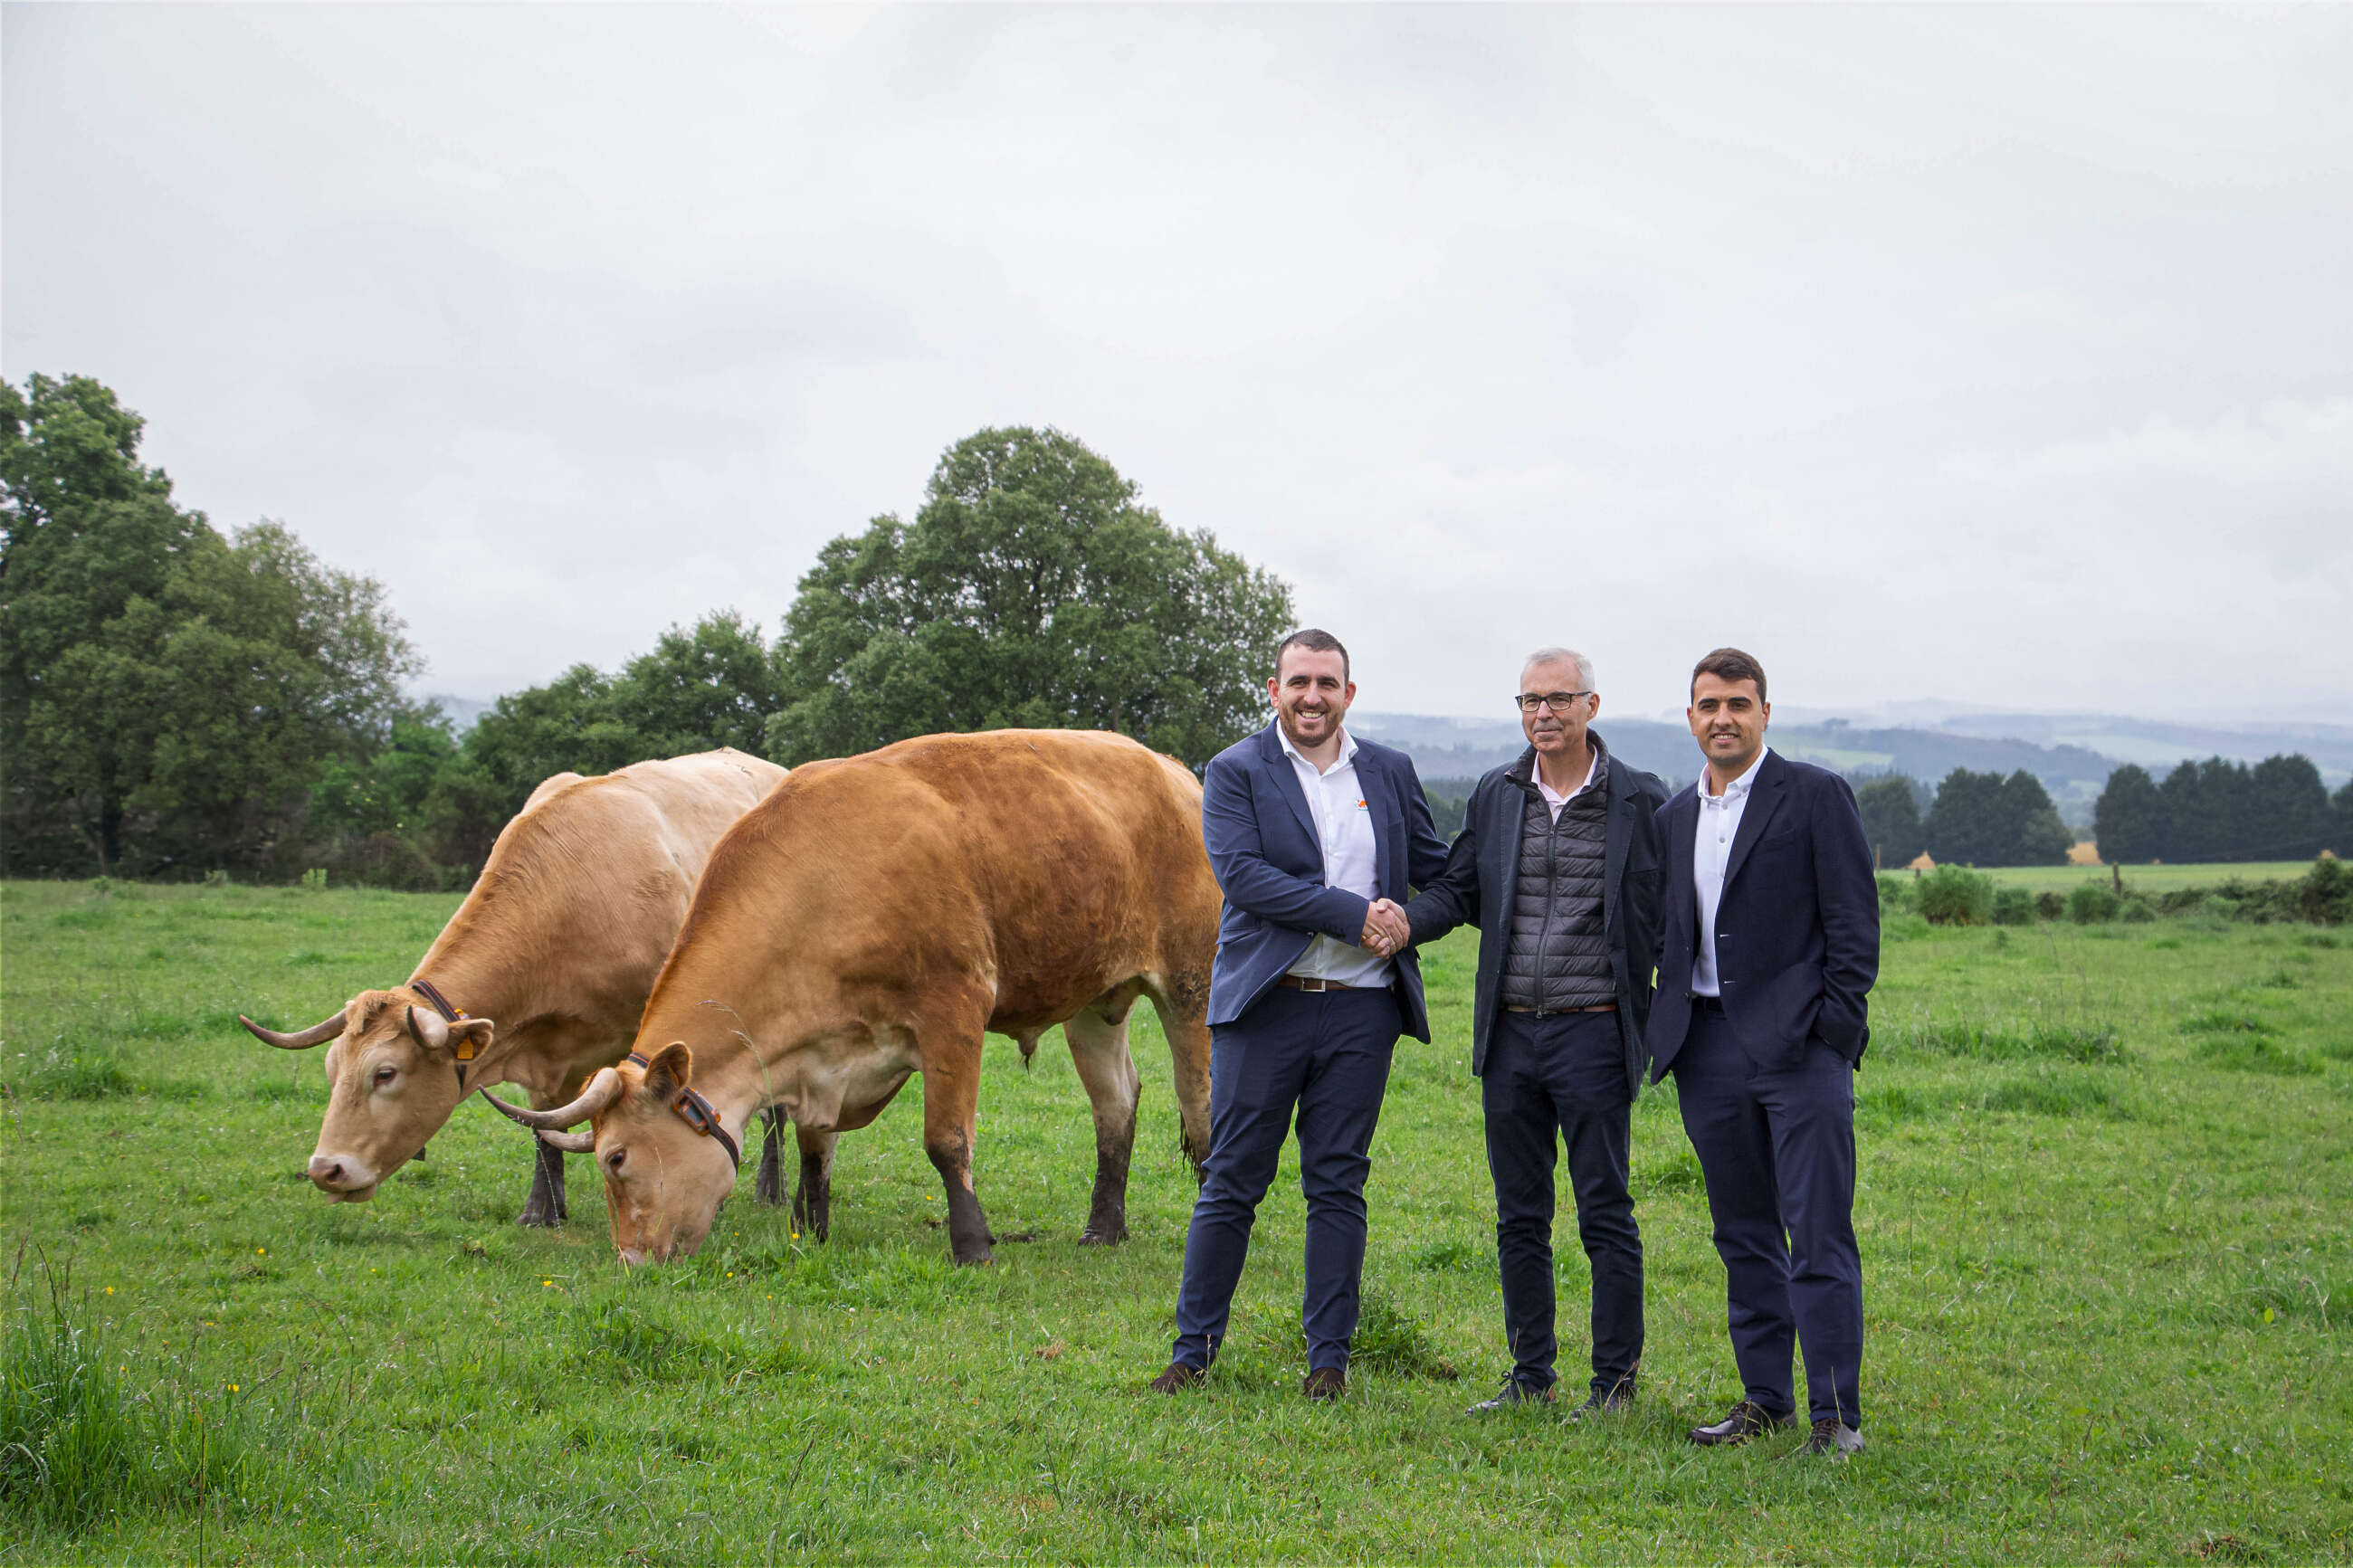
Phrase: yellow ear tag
[{"left": 455, "top": 1038, "right": 477, "bottom": 1061}]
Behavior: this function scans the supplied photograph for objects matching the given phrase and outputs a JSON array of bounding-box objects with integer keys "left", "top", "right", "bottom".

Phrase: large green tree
[
  {"left": 1924, "top": 766, "right": 2072, "bottom": 867},
  {"left": 1854, "top": 774, "right": 1926, "bottom": 868},
  {"left": 2092, "top": 763, "right": 2166, "bottom": 865},
  {"left": 2, "top": 375, "right": 415, "bottom": 875},
  {"left": 2245, "top": 754, "right": 2332, "bottom": 859},
  {"left": 766, "top": 426, "right": 1293, "bottom": 767}
]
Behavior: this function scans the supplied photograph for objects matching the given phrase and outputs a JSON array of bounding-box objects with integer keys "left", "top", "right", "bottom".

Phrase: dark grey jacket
[{"left": 1402, "top": 735, "right": 1670, "bottom": 1092}]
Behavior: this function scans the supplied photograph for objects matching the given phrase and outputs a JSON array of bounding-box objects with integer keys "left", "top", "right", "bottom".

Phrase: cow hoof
[
  {"left": 517, "top": 1210, "right": 563, "bottom": 1229},
  {"left": 951, "top": 1245, "right": 996, "bottom": 1268},
  {"left": 1079, "top": 1225, "right": 1128, "bottom": 1247}
]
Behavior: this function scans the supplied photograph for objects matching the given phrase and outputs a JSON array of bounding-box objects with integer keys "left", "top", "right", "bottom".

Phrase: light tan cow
[
  {"left": 490, "top": 729, "right": 1218, "bottom": 1266},
  {"left": 240, "top": 748, "right": 785, "bottom": 1224}
]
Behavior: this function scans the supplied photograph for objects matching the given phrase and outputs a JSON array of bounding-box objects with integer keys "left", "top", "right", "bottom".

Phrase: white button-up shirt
[
  {"left": 1279, "top": 727, "right": 1392, "bottom": 987},
  {"left": 1691, "top": 746, "right": 1769, "bottom": 998}
]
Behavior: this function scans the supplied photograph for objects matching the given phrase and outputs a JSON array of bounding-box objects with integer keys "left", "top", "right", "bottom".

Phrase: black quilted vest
[{"left": 1499, "top": 746, "right": 1615, "bottom": 1013}]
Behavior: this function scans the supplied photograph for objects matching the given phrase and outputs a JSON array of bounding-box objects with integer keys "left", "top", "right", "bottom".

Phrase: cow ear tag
[{"left": 454, "top": 1037, "right": 478, "bottom": 1062}]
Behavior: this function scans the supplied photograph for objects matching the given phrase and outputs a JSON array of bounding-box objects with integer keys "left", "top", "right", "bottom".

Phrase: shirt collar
[
  {"left": 1278, "top": 723, "right": 1358, "bottom": 774},
  {"left": 1534, "top": 732, "right": 1608, "bottom": 803},
  {"left": 1702, "top": 746, "right": 1769, "bottom": 805}
]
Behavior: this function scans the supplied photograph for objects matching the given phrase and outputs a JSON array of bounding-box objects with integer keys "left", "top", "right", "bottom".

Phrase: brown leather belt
[
  {"left": 1278, "top": 975, "right": 1381, "bottom": 993},
  {"left": 1503, "top": 1003, "right": 1617, "bottom": 1015}
]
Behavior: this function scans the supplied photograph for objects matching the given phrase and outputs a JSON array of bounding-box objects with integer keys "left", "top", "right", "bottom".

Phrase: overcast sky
[{"left": 6, "top": 5, "right": 2348, "bottom": 723}]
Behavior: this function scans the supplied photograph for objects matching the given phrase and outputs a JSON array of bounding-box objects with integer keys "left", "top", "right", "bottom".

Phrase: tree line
[
  {"left": 2091, "top": 755, "right": 2350, "bottom": 865},
  {"left": 1854, "top": 755, "right": 2350, "bottom": 870},
  {"left": 2, "top": 375, "right": 1291, "bottom": 883},
  {"left": 1853, "top": 768, "right": 2074, "bottom": 869}
]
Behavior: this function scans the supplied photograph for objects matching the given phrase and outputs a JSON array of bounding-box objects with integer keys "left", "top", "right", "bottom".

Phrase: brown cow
[
  {"left": 240, "top": 748, "right": 785, "bottom": 1224},
  {"left": 488, "top": 729, "right": 1218, "bottom": 1266}
]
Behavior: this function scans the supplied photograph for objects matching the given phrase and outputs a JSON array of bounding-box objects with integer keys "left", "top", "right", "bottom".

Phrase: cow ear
[
  {"left": 642, "top": 1041, "right": 692, "bottom": 1100},
  {"left": 447, "top": 1018, "right": 496, "bottom": 1062}
]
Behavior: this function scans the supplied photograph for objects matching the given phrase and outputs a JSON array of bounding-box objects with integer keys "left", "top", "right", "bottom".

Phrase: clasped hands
[{"left": 1359, "top": 898, "right": 1411, "bottom": 958}]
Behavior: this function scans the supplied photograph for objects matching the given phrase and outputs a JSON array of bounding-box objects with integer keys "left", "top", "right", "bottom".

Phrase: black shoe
[
  {"left": 1567, "top": 1379, "right": 1636, "bottom": 1421},
  {"left": 1463, "top": 1376, "right": 1556, "bottom": 1414},
  {"left": 1148, "top": 1363, "right": 1205, "bottom": 1394},
  {"left": 1781, "top": 1417, "right": 1864, "bottom": 1459},
  {"left": 1688, "top": 1399, "right": 1798, "bottom": 1447},
  {"left": 1302, "top": 1366, "right": 1346, "bottom": 1402}
]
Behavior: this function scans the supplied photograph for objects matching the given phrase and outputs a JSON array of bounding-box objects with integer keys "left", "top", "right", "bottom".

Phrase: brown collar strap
[
  {"left": 624, "top": 1050, "right": 741, "bottom": 1168},
  {"left": 410, "top": 977, "right": 480, "bottom": 1085}
]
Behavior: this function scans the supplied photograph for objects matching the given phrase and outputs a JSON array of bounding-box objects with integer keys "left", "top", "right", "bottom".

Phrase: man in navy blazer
[
  {"left": 1149, "top": 628, "right": 1450, "bottom": 1402},
  {"left": 1648, "top": 648, "right": 1879, "bottom": 1459}
]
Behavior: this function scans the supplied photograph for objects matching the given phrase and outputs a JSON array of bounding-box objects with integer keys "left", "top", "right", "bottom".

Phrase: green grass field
[
  {"left": 1960, "top": 862, "right": 2321, "bottom": 895},
  {"left": 5, "top": 879, "right": 2350, "bottom": 1563}
]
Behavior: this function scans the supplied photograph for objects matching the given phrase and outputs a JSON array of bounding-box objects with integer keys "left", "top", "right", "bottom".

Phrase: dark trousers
[
  {"left": 1171, "top": 985, "right": 1400, "bottom": 1373},
  {"left": 1671, "top": 1004, "right": 1864, "bottom": 1428},
  {"left": 1483, "top": 1008, "right": 1643, "bottom": 1395}
]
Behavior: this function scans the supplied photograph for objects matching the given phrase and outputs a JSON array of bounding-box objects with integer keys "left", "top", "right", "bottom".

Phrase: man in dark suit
[
  {"left": 1400, "top": 647, "right": 1668, "bottom": 1416},
  {"left": 1648, "top": 647, "right": 1880, "bottom": 1459},
  {"left": 1148, "top": 628, "right": 1451, "bottom": 1402}
]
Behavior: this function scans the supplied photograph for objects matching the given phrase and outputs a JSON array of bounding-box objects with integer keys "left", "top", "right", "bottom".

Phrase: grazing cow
[
  {"left": 488, "top": 729, "right": 1218, "bottom": 1267},
  {"left": 239, "top": 748, "right": 785, "bottom": 1224}
]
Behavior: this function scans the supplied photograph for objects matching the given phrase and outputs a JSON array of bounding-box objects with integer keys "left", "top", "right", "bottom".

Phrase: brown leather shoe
[
  {"left": 1688, "top": 1399, "right": 1798, "bottom": 1446},
  {"left": 1302, "top": 1366, "right": 1346, "bottom": 1402},
  {"left": 1148, "top": 1363, "right": 1205, "bottom": 1394}
]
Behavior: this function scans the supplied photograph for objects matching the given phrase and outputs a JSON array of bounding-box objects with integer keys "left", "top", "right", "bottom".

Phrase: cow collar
[
  {"left": 624, "top": 1050, "right": 742, "bottom": 1169},
  {"left": 411, "top": 978, "right": 481, "bottom": 1088}
]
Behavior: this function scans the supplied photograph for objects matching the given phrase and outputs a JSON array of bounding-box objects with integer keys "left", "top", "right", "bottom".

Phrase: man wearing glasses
[{"left": 1396, "top": 648, "right": 1668, "bottom": 1416}]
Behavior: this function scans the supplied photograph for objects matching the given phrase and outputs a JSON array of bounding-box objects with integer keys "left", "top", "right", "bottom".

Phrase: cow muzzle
[{"left": 308, "top": 1153, "right": 379, "bottom": 1199}]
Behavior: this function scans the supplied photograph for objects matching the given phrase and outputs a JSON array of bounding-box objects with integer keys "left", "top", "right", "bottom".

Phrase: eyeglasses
[{"left": 1515, "top": 691, "right": 1591, "bottom": 714}]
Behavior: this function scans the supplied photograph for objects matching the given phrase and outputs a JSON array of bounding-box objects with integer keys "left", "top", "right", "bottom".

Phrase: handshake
[{"left": 1358, "top": 898, "right": 1411, "bottom": 958}]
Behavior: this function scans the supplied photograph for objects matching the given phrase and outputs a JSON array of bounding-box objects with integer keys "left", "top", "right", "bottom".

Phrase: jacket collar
[{"left": 1507, "top": 729, "right": 1611, "bottom": 801}]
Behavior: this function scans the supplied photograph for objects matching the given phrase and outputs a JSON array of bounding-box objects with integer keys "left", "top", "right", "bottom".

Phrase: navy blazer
[
  {"left": 1400, "top": 737, "right": 1669, "bottom": 1090},
  {"left": 1645, "top": 750, "right": 1881, "bottom": 1078},
  {"left": 1202, "top": 722, "right": 1453, "bottom": 1040}
]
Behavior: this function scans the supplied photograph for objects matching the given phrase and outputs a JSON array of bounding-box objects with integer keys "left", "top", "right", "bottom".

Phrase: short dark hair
[
  {"left": 1275, "top": 628, "right": 1349, "bottom": 682},
  {"left": 1691, "top": 646, "right": 1767, "bottom": 703}
]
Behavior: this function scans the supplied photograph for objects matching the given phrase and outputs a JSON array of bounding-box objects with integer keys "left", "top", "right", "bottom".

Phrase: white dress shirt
[
  {"left": 1691, "top": 746, "right": 1769, "bottom": 998},
  {"left": 1279, "top": 727, "right": 1392, "bottom": 987},
  {"left": 1533, "top": 745, "right": 1601, "bottom": 822}
]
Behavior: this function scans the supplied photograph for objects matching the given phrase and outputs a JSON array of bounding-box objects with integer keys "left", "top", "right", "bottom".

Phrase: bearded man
[{"left": 1148, "top": 628, "right": 1448, "bottom": 1402}]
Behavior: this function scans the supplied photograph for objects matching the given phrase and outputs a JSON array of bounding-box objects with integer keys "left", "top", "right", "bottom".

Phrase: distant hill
[{"left": 1349, "top": 709, "right": 2347, "bottom": 831}]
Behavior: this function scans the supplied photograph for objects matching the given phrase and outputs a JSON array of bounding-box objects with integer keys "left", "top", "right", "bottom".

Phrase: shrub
[
  {"left": 1875, "top": 873, "right": 1916, "bottom": 914},
  {"left": 1918, "top": 865, "right": 1995, "bottom": 926},
  {"left": 2067, "top": 884, "right": 2120, "bottom": 924},
  {"left": 2300, "top": 855, "right": 2351, "bottom": 926},
  {"left": 2118, "top": 898, "right": 2156, "bottom": 924},
  {"left": 2034, "top": 890, "right": 2066, "bottom": 922},
  {"left": 1992, "top": 887, "right": 2035, "bottom": 926}
]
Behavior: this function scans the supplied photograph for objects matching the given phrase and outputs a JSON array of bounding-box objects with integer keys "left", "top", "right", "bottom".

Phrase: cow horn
[
  {"left": 405, "top": 1005, "right": 450, "bottom": 1051},
  {"left": 481, "top": 1068, "right": 623, "bottom": 1131},
  {"left": 239, "top": 1010, "right": 348, "bottom": 1050},
  {"left": 536, "top": 1129, "right": 598, "bottom": 1154}
]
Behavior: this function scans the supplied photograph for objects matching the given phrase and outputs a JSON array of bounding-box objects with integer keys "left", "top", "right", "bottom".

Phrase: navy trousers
[
  {"left": 1671, "top": 1003, "right": 1864, "bottom": 1428},
  {"left": 1483, "top": 1009, "right": 1643, "bottom": 1395},
  {"left": 1171, "top": 985, "right": 1400, "bottom": 1373}
]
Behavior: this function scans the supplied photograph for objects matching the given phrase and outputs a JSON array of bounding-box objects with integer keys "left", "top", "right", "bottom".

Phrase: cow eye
[
  {"left": 373, "top": 1065, "right": 397, "bottom": 1087},
  {"left": 605, "top": 1147, "right": 626, "bottom": 1174}
]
